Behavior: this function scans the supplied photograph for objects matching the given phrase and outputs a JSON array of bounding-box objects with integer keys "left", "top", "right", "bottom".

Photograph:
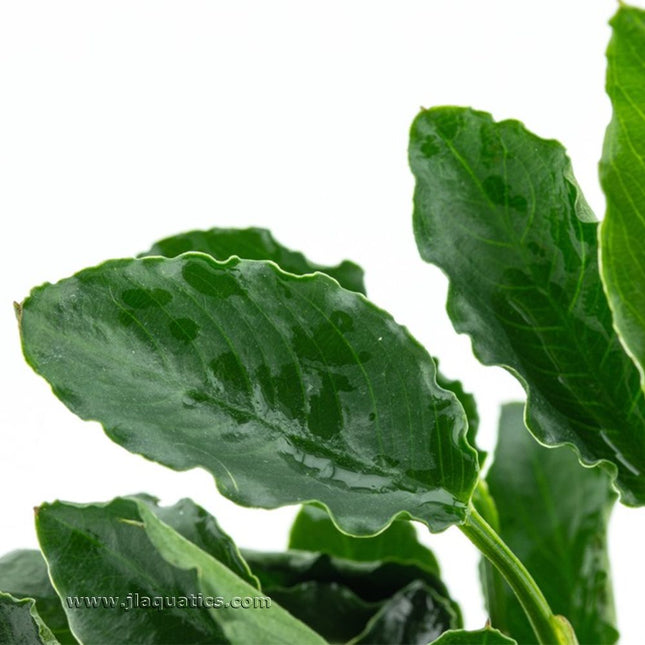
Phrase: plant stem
[
  {"left": 459, "top": 506, "right": 577, "bottom": 645},
  {"left": 472, "top": 482, "right": 509, "bottom": 634}
]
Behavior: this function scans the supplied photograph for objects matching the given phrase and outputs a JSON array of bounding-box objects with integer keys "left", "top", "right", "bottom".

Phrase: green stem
[
  {"left": 472, "top": 482, "right": 509, "bottom": 634},
  {"left": 459, "top": 506, "right": 576, "bottom": 645}
]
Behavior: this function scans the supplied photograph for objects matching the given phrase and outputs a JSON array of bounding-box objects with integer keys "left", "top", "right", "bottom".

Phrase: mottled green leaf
[
  {"left": 409, "top": 106, "right": 645, "bottom": 505},
  {"left": 36, "top": 497, "right": 324, "bottom": 645},
  {"left": 481, "top": 404, "right": 618, "bottom": 645},
  {"left": 600, "top": 5, "right": 645, "bottom": 391},
  {"left": 431, "top": 626, "right": 516, "bottom": 645},
  {"left": 289, "top": 504, "right": 440, "bottom": 577},
  {"left": 0, "top": 550, "right": 75, "bottom": 644},
  {"left": 142, "top": 226, "right": 366, "bottom": 294},
  {"left": 0, "top": 592, "right": 58, "bottom": 645},
  {"left": 20, "top": 255, "right": 478, "bottom": 534},
  {"left": 243, "top": 550, "right": 459, "bottom": 644}
]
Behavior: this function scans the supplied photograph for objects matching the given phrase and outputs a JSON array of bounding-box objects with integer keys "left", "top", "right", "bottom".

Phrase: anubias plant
[{"left": 3, "top": 5, "right": 645, "bottom": 645}]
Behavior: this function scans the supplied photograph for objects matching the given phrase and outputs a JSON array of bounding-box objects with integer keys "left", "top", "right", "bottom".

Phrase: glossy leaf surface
[
  {"left": 243, "top": 550, "right": 458, "bottom": 644},
  {"left": 431, "top": 626, "right": 516, "bottom": 645},
  {"left": 482, "top": 404, "right": 618, "bottom": 645},
  {"left": 0, "top": 550, "right": 75, "bottom": 644},
  {"left": 36, "top": 497, "right": 324, "bottom": 645},
  {"left": 600, "top": 5, "right": 645, "bottom": 390},
  {"left": 20, "top": 255, "right": 478, "bottom": 533},
  {"left": 259, "top": 582, "right": 374, "bottom": 643},
  {"left": 289, "top": 504, "right": 440, "bottom": 576},
  {"left": 0, "top": 593, "right": 58, "bottom": 645},
  {"left": 350, "top": 580, "right": 456, "bottom": 645},
  {"left": 410, "top": 106, "right": 645, "bottom": 505},
  {"left": 142, "top": 226, "right": 366, "bottom": 294}
]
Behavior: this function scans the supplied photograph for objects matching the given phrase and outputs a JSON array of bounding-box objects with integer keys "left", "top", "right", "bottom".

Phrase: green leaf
[
  {"left": 0, "top": 592, "right": 59, "bottom": 645},
  {"left": 350, "top": 580, "right": 456, "bottom": 645},
  {"left": 431, "top": 626, "right": 517, "bottom": 645},
  {"left": 142, "top": 226, "right": 366, "bottom": 294},
  {"left": 20, "top": 255, "right": 478, "bottom": 534},
  {"left": 36, "top": 497, "right": 325, "bottom": 645},
  {"left": 480, "top": 403, "right": 618, "bottom": 645},
  {"left": 144, "top": 497, "right": 259, "bottom": 588},
  {"left": 600, "top": 5, "right": 645, "bottom": 391},
  {"left": 289, "top": 504, "right": 440, "bottom": 577},
  {"left": 434, "top": 364, "right": 484, "bottom": 466},
  {"left": 253, "top": 580, "right": 375, "bottom": 644},
  {"left": 0, "top": 550, "right": 75, "bottom": 644},
  {"left": 409, "top": 105, "right": 645, "bottom": 505},
  {"left": 242, "top": 550, "right": 459, "bottom": 644}
]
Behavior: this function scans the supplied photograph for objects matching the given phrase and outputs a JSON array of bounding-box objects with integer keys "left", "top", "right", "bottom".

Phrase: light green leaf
[
  {"left": 0, "top": 550, "right": 75, "bottom": 644},
  {"left": 0, "top": 592, "right": 59, "bottom": 645},
  {"left": 430, "top": 626, "right": 517, "bottom": 645},
  {"left": 20, "top": 255, "right": 478, "bottom": 534},
  {"left": 289, "top": 504, "right": 440, "bottom": 577},
  {"left": 142, "top": 226, "right": 366, "bottom": 294},
  {"left": 144, "top": 497, "right": 259, "bottom": 588},
  {"left": 36, "top": 497, "right": 325, "bottom": 645},
  {"left": 600, "top": 5, "right": 645, "bottom": 391},
  {"left": 409, "top": 106, "right": 645, "bottom": 505},
  {"left": 243, "top": 550, "right": 459, "bottom": 644},
  {"left": 480, "top": 403, "right": 618, "bottom": 645},
  {"left": 136, "top": 501, "right": 326, "bottom": 645}
]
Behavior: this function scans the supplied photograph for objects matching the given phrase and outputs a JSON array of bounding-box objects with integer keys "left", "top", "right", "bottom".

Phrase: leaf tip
[{"left": 13, "top": 300, "right": 23, "bottom": 323}]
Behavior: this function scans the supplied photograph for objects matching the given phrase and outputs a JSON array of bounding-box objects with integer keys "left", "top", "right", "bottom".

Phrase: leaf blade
[
  {"left": 0, "top": 592, "right": 59, "bottom": 645},
  {"left": 430, "top": 626, "right": 517, "bottom": 645},
  {"left": 409, "top": 106, "right": 645, "bottom": 504},
  {"left": 35, "top": 497, "right": 325, "bottom": 645},
  {"left": 481, "top": 403, "right": 618, "bottom": 645},
  {"left": 289, "top": 504, "right": 441, "bottom": 577},
  {"left": 20, "top": 255, "right": 478, "bottom": 534},
  {"left": 600, "top": 5, "right": 645, "bottom": 391},
  {"left": 243, "top": 549, "right": 459, "bottom": 644},
  {"left": 142, "top": 226, "right": 366, "bottom": 294},
  {"left": 0, "top": 550, "right": 75, "bottom": 645}
]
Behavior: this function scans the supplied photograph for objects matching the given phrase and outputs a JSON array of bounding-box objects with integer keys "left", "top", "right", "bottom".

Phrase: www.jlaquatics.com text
[{"left": 66, "top": 593, "right": 272, "bottom": 611}]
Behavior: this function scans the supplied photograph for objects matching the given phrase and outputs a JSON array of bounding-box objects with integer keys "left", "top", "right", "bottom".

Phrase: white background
[{"left": 1, "top": 1, "right": 644, "bottom": 642}]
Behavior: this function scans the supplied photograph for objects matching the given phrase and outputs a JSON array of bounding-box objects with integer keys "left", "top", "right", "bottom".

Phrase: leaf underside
[
  {"left": 600, "top": 5, "right": 645, "bottom": 392},
  {"left": 409, "top": 105, "right": 645, "bottom": 505},
  {"left": 480, "top": 404, "right": 618, "bottom": 645},
  {"left": 20, "top": 255, "right": 478, "bottom": 534}
]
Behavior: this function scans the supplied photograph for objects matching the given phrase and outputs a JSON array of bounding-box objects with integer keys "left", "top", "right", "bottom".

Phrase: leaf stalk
[{"left": 459, "top": 506, "right": 577, "bottom": 645}]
